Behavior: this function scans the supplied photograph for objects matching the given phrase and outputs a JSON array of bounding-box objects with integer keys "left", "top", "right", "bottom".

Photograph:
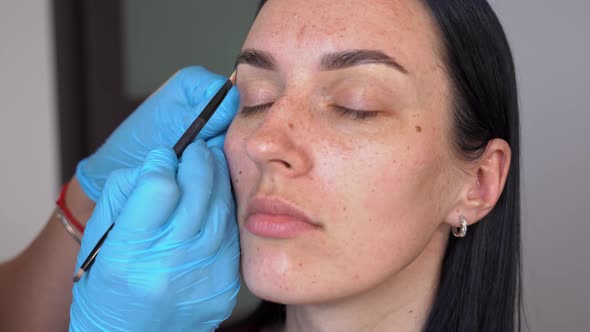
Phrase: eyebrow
[
  {"left": 235, "top": 48, "right": 409, "bottom": 74},
  {"left": 321, "top": 50, "right": 408, "bottom": 74},
  {"left": 235, "top": 49, "right": 275, "bottom": 70}
]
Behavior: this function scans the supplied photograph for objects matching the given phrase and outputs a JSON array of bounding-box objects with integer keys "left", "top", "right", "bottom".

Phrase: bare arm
[{"left": 0, "top": 178, "right": 95, "bottom": 332}]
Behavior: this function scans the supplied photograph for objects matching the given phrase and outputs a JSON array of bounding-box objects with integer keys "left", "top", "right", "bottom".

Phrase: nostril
[{"left": 271, "top": 159, "right": 292, "bottom": 169}]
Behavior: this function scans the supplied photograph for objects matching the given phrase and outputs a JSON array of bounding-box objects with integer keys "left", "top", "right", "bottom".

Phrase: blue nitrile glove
[
  {"left": 76, "top": 66, "right": 239, "bottom": 201},
  {"left": 70, "top": 139, "right": 240, "bottom": 332}
]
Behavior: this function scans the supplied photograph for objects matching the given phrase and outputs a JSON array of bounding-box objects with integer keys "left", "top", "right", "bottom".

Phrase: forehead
[{"left": 244, "top": 0, "right": 441, "bottom": 74}]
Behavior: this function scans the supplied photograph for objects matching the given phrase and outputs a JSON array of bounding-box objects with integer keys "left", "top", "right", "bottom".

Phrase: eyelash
[
  {"left": 331, "top": 105, "right": 379, "bottom": 120},
  {"left": 240, "top": 103, "right": 273, "bottom": 117},
  {"left": 240, "top": 103, "right": 379, "bottom": 121}
]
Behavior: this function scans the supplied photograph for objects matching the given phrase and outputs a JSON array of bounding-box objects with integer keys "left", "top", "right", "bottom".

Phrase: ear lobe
[{"left": 448, "top": 139, "right": 512, "bottom": 227}]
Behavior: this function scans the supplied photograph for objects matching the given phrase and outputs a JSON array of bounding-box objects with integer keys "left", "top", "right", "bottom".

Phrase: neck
[{"left": 282, "top": 225, "right": 449, "bottom": 332}]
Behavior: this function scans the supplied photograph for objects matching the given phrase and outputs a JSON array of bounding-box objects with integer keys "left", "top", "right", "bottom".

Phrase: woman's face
[{"left": 224, "top": 0, "right": 465, "bottom": 304}]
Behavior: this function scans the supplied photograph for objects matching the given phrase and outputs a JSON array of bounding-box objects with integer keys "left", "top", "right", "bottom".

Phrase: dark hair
[{"left": 244, "top": 1, "right": 522, "bottom": 331}]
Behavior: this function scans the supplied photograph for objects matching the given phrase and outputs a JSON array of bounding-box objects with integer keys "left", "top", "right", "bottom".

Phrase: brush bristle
[
  {"left": 73, "top": 269, "right": 85, "bottom": 282},
  {"left": 229, "top": 71, "right": 237, "bottom": 85}
]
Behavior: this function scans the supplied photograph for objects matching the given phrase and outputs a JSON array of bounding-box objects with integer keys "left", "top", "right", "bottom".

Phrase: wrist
[{"left": 63, "top": 177, "right": 96, "bottom": 228}]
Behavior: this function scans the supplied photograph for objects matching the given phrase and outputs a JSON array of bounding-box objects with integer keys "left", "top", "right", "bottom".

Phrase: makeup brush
[
  {"left": 173, "top": 70, "right": 237, "bottom": 158},
  {"left": 73, "top": 71, "right": 237, "bottom": 282}
]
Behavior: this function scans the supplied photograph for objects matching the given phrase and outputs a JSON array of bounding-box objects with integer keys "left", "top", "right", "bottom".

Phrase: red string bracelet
[{"left": 56, "top": 182, "right": 85, "bottom": 234}]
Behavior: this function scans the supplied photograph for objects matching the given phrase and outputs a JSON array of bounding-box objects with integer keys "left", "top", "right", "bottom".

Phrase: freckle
[
  {"left": 299, "top": 263, "right": 303, "bottom": 268},
  {"left": 343, "top": 206, "right": 347, "bottom": 212},
  {"left": 239, "top": 170, "right": 243, "bottom": 175},
  {"left": 288, "top": 122, "right": 294, "bottom": 129},
  {"left": 409, "top": 309, "right": 414, "bottom": 314},
  {"left": 415, "top": 125, "right": 422, "bottom": 133},
  {"left": 296, "top": 24, "right": 307, "bottom": 43}
]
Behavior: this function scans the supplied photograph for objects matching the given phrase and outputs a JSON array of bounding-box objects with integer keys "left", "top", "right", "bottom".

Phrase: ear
[{"left": 445, "top": 138, "right": 512, "bottom": 229}]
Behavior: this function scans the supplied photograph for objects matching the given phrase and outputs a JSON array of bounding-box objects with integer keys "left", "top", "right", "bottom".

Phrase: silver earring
[{"left": 452, "top": 215, "right": 468, "bottom": 238}]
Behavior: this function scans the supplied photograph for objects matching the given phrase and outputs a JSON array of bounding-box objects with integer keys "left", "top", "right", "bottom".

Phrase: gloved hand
[
  {"left": 70, "top": 139, "right": 240, "bottom": 332},
  {"left": 76, "top": 66, "right": 239, "bottom": 201}
]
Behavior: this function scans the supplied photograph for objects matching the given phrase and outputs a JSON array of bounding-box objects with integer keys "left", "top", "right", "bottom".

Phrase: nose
[{"left": 245, "top": 98, "right": 313, "bottom": 177}]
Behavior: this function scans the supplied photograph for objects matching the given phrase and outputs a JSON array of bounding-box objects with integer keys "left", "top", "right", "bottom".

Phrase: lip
[{"left": 244, "top": 197, "right": 321, "bottom": 239}]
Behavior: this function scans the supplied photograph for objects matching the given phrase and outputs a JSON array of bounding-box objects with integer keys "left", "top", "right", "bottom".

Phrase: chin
[
  {"left": 239, "top": 238, "right": 322, "bottom": 305},
  {"left": 242, "top": 264, "right": 311, "bottom": 305}
]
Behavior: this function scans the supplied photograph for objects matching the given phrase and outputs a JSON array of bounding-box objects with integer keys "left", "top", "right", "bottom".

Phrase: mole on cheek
[
  {"left": 288, "top": 122, "right": 294, "bottom": 129},
  {"left": 415, "top": 125, "right": 422, "bottom": 133},
  {"left": 234, "top": 170, "right": 243, "bottom": 184}
]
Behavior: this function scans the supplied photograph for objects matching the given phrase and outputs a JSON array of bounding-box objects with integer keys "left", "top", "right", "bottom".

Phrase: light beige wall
[
  {"left": 491, "top": 1, "right": 590, "bottom": 330},
  {"left": 0, "top": 0, "right": 58, "bottom": 260}
]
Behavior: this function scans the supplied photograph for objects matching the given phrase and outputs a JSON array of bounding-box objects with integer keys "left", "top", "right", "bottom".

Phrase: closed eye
[
  {"left": 240, "top": 103, "right": 274, "bottom": 117},
  {"left": 331, "top": 105, "right": 379, "bottom": 120},
  {"left": 240, "top": 103, "right": 379, "bottom": 121}
]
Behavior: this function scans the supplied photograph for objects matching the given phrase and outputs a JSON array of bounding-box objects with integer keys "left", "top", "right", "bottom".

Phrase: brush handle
[
  {"left": 173, "top": 79, "right": 233, "bottom": 158},
  {"left": 81, "top": 223, "right": 114, "bottom": 271}
]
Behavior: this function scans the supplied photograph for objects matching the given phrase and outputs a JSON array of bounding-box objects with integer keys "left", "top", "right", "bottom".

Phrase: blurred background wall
[
  {"left": 1, "top": 0, "right": 589, "bottom": 331},
  {"left": 0, "top": 1, "right": 59, "bottom": 260},
  {"left": 492, "top": 1, "right": 590, "bottom": 330}
]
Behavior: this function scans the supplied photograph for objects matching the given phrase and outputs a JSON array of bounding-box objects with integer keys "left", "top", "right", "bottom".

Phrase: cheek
[
  {"left": 335, "top": 142, "right": 448, "bottom": 260},
  {"left": 223, "top": 122, "right": 241, "bottom": 181},
  {"left": 310, "top": 156, "right": 445, "bottom": 296},
  {"left": 328, "top": 148, "right": 442, "bottom": 250},
  {"left": 224, "top": 121, "right": 253, "bottom": 202}
]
